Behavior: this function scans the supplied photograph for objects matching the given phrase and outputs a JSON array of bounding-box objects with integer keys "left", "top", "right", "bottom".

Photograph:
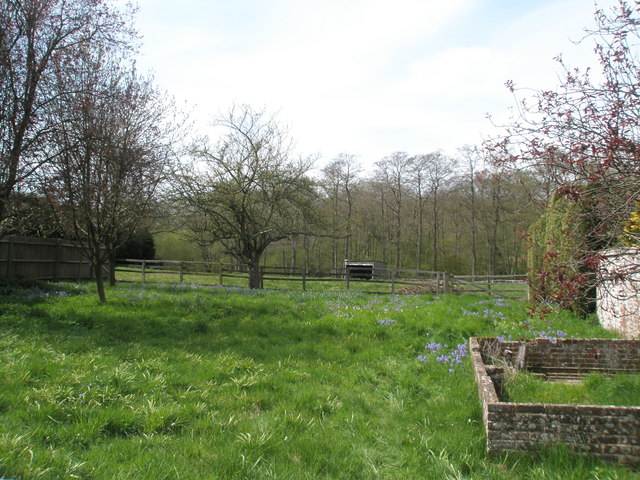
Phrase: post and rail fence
[
  {"left": 115, "top": 258, "right": 529, "bottom": 300},
  {"left": 0, "top": 237, "right": 529, "bottom": 299}
]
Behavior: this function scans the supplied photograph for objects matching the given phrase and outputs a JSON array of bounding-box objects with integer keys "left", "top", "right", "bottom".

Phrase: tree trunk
[
  {"left": 95, "top": 262, "right": 107, "bottom": 303},
  {"left": 248, "top": 256, "right": 262, "bottom": 289},
  {"left": 291, "top": 235, "right": 297, "bottom": 274},
  {"left": 432, "top": 194, "right": 439, "bottom": 271},
  {"left": 416, "top": 196, "right": 424, "bottom": 270}
]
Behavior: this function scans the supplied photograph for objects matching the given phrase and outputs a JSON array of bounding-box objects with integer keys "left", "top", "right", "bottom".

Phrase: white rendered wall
[{"left": 597, "top": 248, "right": 640, "bottom": 338}]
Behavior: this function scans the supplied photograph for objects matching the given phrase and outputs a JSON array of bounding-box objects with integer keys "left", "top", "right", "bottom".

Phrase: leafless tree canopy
[
  {"left": 41, "top": 48, "right": 181, "bottom": 301},
  {"left": 175, "top": 105, "right": 317, "bottom": 289},
  {"left": 0, "top": 0, "right": 135, "bottom": 224}
]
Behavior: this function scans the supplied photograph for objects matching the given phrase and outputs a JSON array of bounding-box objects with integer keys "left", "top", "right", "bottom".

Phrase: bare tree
[
  {"left": 0, "top": 0, "right": 133, "bottom": 226},
  {"left": 43, "top": 49, "right": 179, "bottom": 302},
  {"left": 458, "top": 145, "right": 483, "bottom": 277},
  {"left": 375, "top": 152, "right": 413, "bottom": 270},
  {"left": 321, "top": 153, "right": 361, "bottom": 268},
  {"left": 424, "top": 152, "right": 456, "bottom": 271},
  {"left": 175, "top": 105, "right": 317, "bottom": 289}
]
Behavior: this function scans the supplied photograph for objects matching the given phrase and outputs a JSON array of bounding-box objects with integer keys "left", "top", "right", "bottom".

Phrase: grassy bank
[{"left": 0, "top": 281, "right": 635, "bottom": 479}]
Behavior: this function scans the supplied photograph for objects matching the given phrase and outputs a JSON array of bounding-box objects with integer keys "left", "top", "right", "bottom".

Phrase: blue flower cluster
[
  {"left": 127, "top": 291, "right": 163, "bottom": 302},
  {"left": 474, "top": 298, "right": 510, "bottom": 307},
  {"left": 533, "top": 326, "right": 568, "bottom": 343},
  {"left": 418, "top": 342, "right": 468, "bottom": 373},
  {"left": 377, "top": 318, "right": 396, "bottom": 326},
  {"left": 461, "top": 298, "right": 510, "bottom": 320},
  {"left": 495, "top": 326, "right": 569, "bottom": 343},
  {"left": 483, "top": 308, "right": 506, "bottom": 320},
  {"left": 22, "top": 287, "right": 73, "bottom": 300},
  {"left": 327, "top": 295, "right": 434, "bottom": 319}
]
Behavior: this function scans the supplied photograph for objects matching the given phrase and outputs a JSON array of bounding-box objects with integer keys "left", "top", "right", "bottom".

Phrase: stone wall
[
  {"left": 470, "top": 337, "right": 640, "bottom": 465},
  {"left": 487, "top": 402, "right": 639, "bottom": 463},
  {"left": 597, "top": 248, "right": 640, "bottom": 338}
]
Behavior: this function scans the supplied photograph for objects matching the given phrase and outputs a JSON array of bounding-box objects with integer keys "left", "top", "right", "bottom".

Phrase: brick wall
[
  {"left": 470, "top": 337, "right": 640, "bottom": 465},
  {"left": 487, "top": 402, "right": 639, "bottom": 463},
  {"left": 597, "top": 248, "right": 640, "bottom": 338}
]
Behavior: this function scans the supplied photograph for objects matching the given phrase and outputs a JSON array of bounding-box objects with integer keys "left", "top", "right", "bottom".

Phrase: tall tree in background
[
  {"left": 410, "top": 154, "right": 430, "bottom": 270},
  {"left": 0, "top": 0, "right": 133, "bottom": 227},
  {"left": 176, "top": 105, "right": 317, "bottom": 289},
  {"left": 321, "top": 153, "right": 361, "bottom": 268},
  {"left": 425, "top": 152, "right": 456, "bottom": 271},
  {"left": 458, "top": 145, "right": 483, "bottom": 277},
  {"left": 43, "top": 49, "right": 178, "bottom": 302},
  {"left": 375, "top": 152, "right": 413, "bottom": 270},
  {"left": 491, "top": 0, "right": 640, "bottom": 311}
]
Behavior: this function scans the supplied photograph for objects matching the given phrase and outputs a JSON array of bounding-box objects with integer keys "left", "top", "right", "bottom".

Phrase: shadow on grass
[{"left": 0, "top": 282, "right": 355, "bottom": 365}]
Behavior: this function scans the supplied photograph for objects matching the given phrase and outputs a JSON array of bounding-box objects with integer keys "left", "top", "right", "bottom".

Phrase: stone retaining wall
[{"left": 470, "top": 337, "right": 640, "bottom": 465}]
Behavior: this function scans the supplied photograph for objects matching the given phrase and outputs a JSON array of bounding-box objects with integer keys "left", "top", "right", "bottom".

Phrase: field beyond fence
[{"left": 116, "top": 259, "right": 529, "bottom": 299}]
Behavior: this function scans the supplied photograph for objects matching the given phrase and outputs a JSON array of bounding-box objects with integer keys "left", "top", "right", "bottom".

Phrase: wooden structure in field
[{"left": 344, "top": 260, "right": 387, "bottom": 280}]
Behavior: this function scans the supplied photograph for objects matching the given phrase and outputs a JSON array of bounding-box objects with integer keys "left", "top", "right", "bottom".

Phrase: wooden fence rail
[{"left": 116, "top": 259, "right": 529, "bottom": 299}]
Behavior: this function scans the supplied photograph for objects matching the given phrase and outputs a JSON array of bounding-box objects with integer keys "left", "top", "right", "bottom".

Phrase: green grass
[
  {"left": 505, "top": 371, "right": 640, "bottom": 406},
  {"left": 0, "top": 280, "right": 637, "bottom": 479}
]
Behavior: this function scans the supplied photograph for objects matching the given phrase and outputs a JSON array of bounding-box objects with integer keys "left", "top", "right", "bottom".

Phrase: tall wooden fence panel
[{"left": 0, "top": 235, "right": 106, "bottom": 281}]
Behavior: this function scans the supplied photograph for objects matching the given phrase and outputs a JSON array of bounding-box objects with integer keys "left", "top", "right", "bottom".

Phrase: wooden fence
[
  {"left": 116, "top": 259, "right": 529, "bottom": 299},
  {"left": 0, "top": 235, "right": 107, "bottom": 281}
]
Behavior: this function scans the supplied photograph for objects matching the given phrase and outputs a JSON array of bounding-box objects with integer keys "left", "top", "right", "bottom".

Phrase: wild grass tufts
[{"left": 0, "top": 282, "right": 636, "bottom": 479}]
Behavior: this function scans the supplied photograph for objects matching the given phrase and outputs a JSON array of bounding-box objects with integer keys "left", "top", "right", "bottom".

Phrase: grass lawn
[
  {"left": 505, "top": 370, "right": 640, "bottom": 406},
  {"left": 0, "top": 280, "right": 637, "bottom": 479}
]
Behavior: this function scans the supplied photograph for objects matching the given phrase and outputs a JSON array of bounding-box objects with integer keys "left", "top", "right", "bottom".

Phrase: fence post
[
  {"left": 391, "top": 270, "right": 396, "bottom": 294},
  {"left": 141, "top": 260, "right": 146, "bottom": 284},
  {"left": 179, "top": 262, "right": 184, "bottom": 284},
  {"left": 443, "top": 272, "right": 451, "bottom": 295},
  {"left": 302, "top": 271, "right": 306, "bottom": 291},
  {"left": 435, "top": 271, "right": 441, "bottom": 294},
  {"left": 346, "top": 267, "right": 350, "bottom": 291},
  {"left": 219, "top": 263, "right": 224, "bottom": 286}
]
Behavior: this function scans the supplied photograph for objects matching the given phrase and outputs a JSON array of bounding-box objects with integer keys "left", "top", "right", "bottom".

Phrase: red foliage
[{"left": 489, "top": 1, "right": 640, "bottom": 315}]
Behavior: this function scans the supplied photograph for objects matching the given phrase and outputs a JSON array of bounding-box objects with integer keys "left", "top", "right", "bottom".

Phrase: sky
[{"left": 131, "top": 0, "right": 620, "bottom": 170}]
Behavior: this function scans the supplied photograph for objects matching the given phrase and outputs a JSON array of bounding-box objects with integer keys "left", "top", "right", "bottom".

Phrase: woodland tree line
[
  {"left": 2, "top": 0, "right": 640, "bottom": 303},
  {"left": 237, "top": 148, "right": 546, "bottom": 277}
]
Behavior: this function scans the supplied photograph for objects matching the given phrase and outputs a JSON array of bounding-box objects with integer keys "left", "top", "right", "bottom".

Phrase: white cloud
[{"left": 132, "top": 0, "right": 623, "bottom": 168}]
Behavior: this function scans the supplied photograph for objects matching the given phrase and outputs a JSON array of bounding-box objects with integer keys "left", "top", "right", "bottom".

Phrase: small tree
[
  {"left": 43, "top": 49, "right": 179, "bottom": 302},
  {"left": 176, "top": 105, "right": 317, "bottom": 289},
  {"left": 490, "top": 1, "right": 640, "bottom": 311}
]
